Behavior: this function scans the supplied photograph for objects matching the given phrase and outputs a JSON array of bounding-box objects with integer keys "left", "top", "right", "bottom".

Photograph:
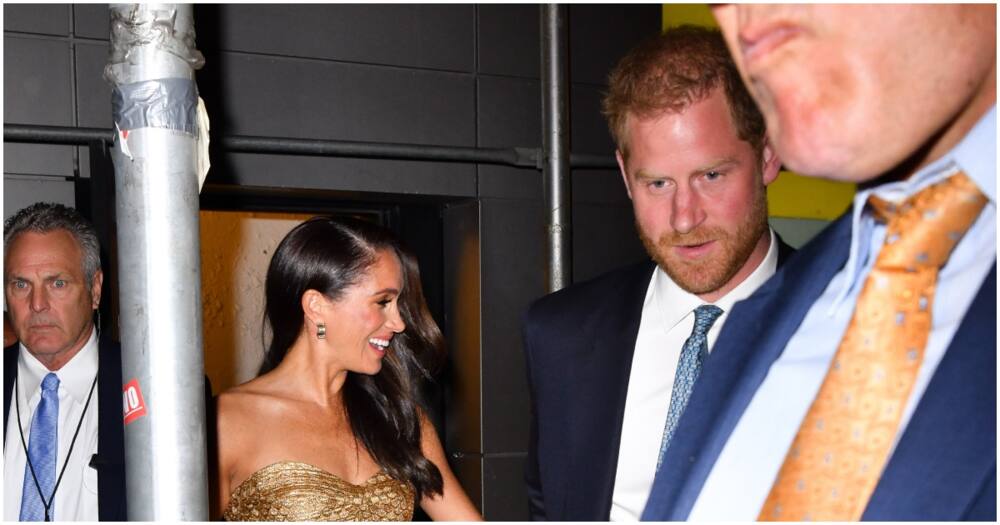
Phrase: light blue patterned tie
[
  {"left": 20, "top": 373, "right": 60, "bottom": 521},
  {"left": 656, "top": 304, "right": 723, "bottom": 470}
]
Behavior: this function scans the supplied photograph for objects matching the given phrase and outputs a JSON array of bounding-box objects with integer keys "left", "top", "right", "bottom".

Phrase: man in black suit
[
  {"left": 4, "top": 203, "right": 126, "bottom": 521},
  {"left": 522, "top": 26, "right": 794, "bottom": 521}
]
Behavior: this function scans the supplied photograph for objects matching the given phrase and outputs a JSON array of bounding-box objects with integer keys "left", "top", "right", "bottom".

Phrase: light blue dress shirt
[{"left": 687, "top": 106, "right": 996, "bottom": 521}]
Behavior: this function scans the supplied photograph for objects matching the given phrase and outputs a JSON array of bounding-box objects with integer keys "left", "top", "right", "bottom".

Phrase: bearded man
[{"left": 521, "top": 26, "right": 794, "bottom": 521}]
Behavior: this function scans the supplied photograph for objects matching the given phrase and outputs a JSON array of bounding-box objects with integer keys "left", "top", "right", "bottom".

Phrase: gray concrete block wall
[
  {"left": 4, "top": 34, "right": 75, "bottom": 178},
  {"left": 5, "top": 4, "right": 655, "bottom": 201},
  {"left": 211, "top": 5, "right": 475, "bottom": 71}
]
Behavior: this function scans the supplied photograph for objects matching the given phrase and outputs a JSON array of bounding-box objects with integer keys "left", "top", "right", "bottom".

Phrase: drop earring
[{"left": 316, "top": 322, "right": 326, "bottom": 340}]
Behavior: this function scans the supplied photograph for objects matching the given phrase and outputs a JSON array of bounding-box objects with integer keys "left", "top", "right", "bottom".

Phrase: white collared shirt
[
  {"left": 688, "top": 106, "right": 996, "bottom": 520},
  {"left": 609, "top": 229, "right": 780, "bottom": 521},
  {"left": 5, "top": 328, "right": 101, "bottom": 521}
]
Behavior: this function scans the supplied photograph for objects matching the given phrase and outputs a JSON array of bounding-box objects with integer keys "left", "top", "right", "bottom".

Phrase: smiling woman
[{"left": 213, "top": 216, "right": 481, "bottom": 521}]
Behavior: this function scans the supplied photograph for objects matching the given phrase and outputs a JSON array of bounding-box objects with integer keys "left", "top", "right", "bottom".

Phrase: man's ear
[
  {"left": 760, "top": 138, "right": 782, "bottom": 187},
  {"left": 617, "top": 150, "right": 633, "bottom": 200},
  {"left": 90, "top": 269, "right": 103, "bottom": 310}
]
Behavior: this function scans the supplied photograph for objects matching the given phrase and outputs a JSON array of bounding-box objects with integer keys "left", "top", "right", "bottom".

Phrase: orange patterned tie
[{"left": 758, "top": 171, "right": 988, "bottom": 521}]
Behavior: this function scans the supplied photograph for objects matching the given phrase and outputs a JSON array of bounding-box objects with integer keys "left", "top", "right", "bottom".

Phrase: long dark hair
[{"left": 259, "top": 216, "right": 445, "bottom": 499}]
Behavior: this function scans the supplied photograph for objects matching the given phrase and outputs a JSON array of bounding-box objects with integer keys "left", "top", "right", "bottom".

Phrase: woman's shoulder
[
  {"left": 217, "top": 375, "right": 286, "bottom": 419},
  {"left": 219, "top": 377, "right": 265, "bottom": 401}
]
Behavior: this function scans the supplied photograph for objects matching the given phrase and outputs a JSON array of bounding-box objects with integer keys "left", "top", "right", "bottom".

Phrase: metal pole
[
  {"left": 541, "top": 4, "right": 572, "bottom": 292},
  {"left": 3, "top": 124, "right": 115, "bottom": 144},
  {"left": 105, "top": 4, "right": 208, "bottom": 520},
  {"left": 223, "top": 136, "right": 540, "bottom": 166},
  {"left": 4, "top": 123, "right": 619, "bottom": 170}
]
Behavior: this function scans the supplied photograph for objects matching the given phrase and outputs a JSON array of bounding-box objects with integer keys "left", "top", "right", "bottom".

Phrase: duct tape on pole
[{"left": 105, "top": 4, "right": 209, "bottom": 520}]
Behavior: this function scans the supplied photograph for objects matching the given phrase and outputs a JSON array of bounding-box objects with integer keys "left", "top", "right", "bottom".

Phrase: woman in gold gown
[{"left": 215, "top": 217, "right": 481, "bottom": 521}]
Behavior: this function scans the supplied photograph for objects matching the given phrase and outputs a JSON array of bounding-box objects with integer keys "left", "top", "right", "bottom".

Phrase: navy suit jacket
[
  {"left": 4, "top": 336, "right": 128, "bottom": 521},
  {"left": 642, "top": 209, "right": 997, "bottom": 521},
  {"left": 523, "top": 237, "right": 795, "bottom": 521}
]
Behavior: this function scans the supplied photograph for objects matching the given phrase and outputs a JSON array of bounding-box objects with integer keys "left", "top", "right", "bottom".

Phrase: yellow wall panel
[
  {"left": 768, "top": 171, "right": 855, "bottom": 220},
  {"left": 661, "top": 3, "right": 856, "bottom": 220},
  {"left": 662, "top": 4, "right": 717, "bottom": 29}
]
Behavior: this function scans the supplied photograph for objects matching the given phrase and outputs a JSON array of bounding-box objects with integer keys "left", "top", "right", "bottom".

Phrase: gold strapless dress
[{"left": 223, "top": 461, "right": 415, "bottom": 521}]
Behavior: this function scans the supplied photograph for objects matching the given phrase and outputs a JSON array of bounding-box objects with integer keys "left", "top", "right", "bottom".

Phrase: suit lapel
[
  {"left": 564, "top": 261, "right": 654, "bottom": 519},
  {"left": 863, "top": 264, "right": 996, "bottom": 520},
  {"left": 4, "top": 344, "right": 16, "bottom": 450},
  {"left": 95, "top": 336, "right": 127, "bottom": 521},
  {"left": 643, "top": 211, "right": 855, "bottom": 520}
]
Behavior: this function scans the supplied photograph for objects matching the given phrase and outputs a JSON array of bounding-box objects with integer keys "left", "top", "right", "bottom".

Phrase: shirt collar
[
  {"left": 18, "top": 327, "right": 99, "bottom": 404},
  {"left": 953, "top": 105, "right": 996, "bottom": 202},
  {"left": 830, "top": 105, "right": 996, "bottom": 314},
  {"left": 655, "top": 227, "right": 780, "bottom": 330}
]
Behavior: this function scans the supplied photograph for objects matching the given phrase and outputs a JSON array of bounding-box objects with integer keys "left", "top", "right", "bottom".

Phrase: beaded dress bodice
[{"left": 223, "top": 461, "right": 414, "bottom": 521}]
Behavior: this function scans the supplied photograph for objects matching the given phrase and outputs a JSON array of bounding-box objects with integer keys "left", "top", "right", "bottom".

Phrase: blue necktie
[
  {"left": 20, "top": 373, "right": 60, "bottom": 521},
  {"left": 656, "top": 304, "right": 723, "bottom": 470}
]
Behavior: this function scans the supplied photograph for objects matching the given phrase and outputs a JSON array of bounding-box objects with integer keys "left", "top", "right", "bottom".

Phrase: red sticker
[{"left": 122, "top": 379, "right": 147, "bottom": 425}]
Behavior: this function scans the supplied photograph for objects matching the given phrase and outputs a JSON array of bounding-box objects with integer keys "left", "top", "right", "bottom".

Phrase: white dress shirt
[
  {"left": 5, "top": 328, "right": 101, "bottom": 521},
  {"left": 609, "top": 229, "right": 780, "bottom": 521},
  {"left": 688, "top": 106, "right": 996, "bottom": 520}
]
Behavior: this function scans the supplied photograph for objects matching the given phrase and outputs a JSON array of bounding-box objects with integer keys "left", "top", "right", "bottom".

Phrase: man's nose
[
  {"left": 29, "top": 288, "right": 50, "bottom": 313},
  {"left": 670, "top": 186, "right": 706, "bottom": 234}
]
